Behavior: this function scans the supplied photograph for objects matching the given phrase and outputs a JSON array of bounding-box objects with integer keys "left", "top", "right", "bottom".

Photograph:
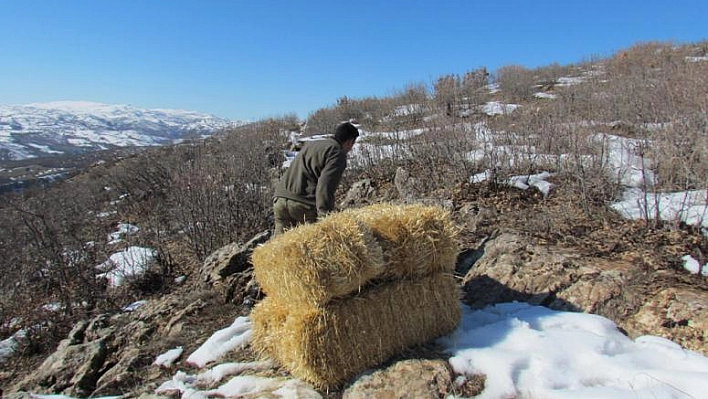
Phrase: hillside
[
  {"left": 1, "top": 41, "right": 707, "bottom": 398},
  {"left": 0, "top": 101, "right": 241, "bottom": 160},
  {"left": 0, "top": 101, "right": 245, "bottom": 192}
]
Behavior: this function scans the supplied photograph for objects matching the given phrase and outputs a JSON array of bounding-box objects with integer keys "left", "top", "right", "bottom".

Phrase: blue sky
[{"left": 1, "top": 1, "right": 706, "bottom": 121}]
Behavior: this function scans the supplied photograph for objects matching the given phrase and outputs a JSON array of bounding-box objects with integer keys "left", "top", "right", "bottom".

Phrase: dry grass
[
  {"left": 348, "top": 203, "right": 459, "bottom": 280},
  {"left": 252, "top": 203, "right": 459, "bottom": 305},
  {"left": 250, "top": 203, "right": 461, "bottom": 388},
  {"left": 250, "top": 272, "right": 461, "bottom": 388},
  {"left": 252, "top": 211, "right": 385, "bottom": 306}
]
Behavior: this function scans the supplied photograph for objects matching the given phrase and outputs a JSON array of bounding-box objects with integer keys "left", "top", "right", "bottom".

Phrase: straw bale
[
  {"left": 250, "top": 272, "right": 461, "bottom": 388},
  {"left": 348, "top": 203, "right": 459, "bottom": 279},
  {"left": 252, "top": 211, "right": 385, "bottom": 305}
]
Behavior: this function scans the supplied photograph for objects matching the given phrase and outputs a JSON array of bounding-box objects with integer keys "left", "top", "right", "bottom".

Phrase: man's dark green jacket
[{"left": 274, "top": 137, "right": 347, "bottom": 217}]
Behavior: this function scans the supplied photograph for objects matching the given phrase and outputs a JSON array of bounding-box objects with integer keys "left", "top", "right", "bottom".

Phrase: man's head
[{"left": 334, "top": 121, "right": 359, "bottom": 153}]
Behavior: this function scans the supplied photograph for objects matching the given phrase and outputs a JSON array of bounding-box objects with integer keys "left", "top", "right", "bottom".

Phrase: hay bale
[
  {"left": 348, "top": 203, "right": 459, "bottom": 279},
  {"left": 252, "top": 211, "right": 385, "bottom": 305},
  {"left": 250, "top": 272, "right": 461, "bottom": 388}
]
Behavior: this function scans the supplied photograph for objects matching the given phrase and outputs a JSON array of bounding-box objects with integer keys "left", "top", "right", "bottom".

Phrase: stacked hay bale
[{"left": 251, "top": 203, "right": 461, "bottom": 388}]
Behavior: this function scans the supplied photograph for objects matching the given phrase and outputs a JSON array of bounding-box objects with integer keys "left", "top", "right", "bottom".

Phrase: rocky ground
[{"left": 2, "top": 170, "right": 707, "bottom": 399}]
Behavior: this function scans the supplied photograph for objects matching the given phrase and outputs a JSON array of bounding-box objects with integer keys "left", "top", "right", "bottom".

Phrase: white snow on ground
[
  {"left": 147, "top": 303, "right": 708, "bottom": 399},
  {"left": 192, "top": 361, "right": 274, "bottom": 385},
  {"left": 27, "top": 143, "right": 64, "bottom": 154},
  {"left": 556, "top": 76, "right": 585, "bottom": 86},
  {"left": 358, "top": 127, "right": 427, "bottom": 142},
  {"left": 97, "top": 210, "right": 117, "bottom": 218},
  {"left": 612, "top": 188, "right": 708, "bottom": 228},
  {"left": 533, "top": 92, "right": 557, "bottom": 99},
  {"left": 685, "top": 56, "right": 708, "bottom": 62},
  {"left": 122, "top": 300, "right": 147, "bottom": 312},
  {"left": 682, "top": 255, "right": 708, "bottom": 276},
  {"left": 96, "top": 246, "right": 156, "bottom": 287},
  {"left": 480, "top": 101, "right": 520, "bottom": 116},
  {"left": 440, "top": 302, "right": 708, "bottom": 399},
  {"left": 154, "top": 347, "right": 184, "bottom": 368},
  {"left": 0, "top": 329, "right": 26, "bottom": 363},
  {"left": 487, "top": 83, "right": 500, "bottom": 93},
  {"left": 597, "top": 133, "right": 656, "bottom": 188},
  {"left": 470, "top": 171, "right": 554, "bottom": 197},
  {"left": 156, "top": 370, "right": 322, "bottom": 399},
  {"left": 186, "top": 316, "right": 252, "bottom": 368},
  {"left": 390, "top": 104, "right": 425, "bottom": 117},
  {"left": 107, "top": 222, "right": 139, "bottom": 244}
]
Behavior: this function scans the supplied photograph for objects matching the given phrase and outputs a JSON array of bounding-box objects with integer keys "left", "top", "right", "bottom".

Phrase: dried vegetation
[{"left": 1, "top": 40, "right": 707, "bottom": 373}]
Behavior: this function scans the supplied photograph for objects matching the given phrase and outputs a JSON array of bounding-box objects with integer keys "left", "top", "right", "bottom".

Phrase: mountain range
[{"left": 0, "top": 101, "right": 243, "bottom": 161}]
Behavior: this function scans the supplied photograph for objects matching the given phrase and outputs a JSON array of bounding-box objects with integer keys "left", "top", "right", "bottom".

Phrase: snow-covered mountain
[{"left": 0, "top": 101, "right": 243, "bottom": 161}]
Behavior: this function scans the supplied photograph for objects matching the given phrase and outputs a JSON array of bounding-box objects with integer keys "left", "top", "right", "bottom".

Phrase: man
[{"left": 272, "top": 121, "right": 359, "bottom": 234}]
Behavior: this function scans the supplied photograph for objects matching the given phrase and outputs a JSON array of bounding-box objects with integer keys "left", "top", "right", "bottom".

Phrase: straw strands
[
  {"left": 250, "top": 203, "right": 461, "bottom": 388},
  {"left": 250, "top": 272, "right": 461, "bottom": 388},
  {"left": 252, "top": 204, "right": 459, "bottom": 305},
  {"left": 252, "top": 211, "right": 385, "bottom": 306},
  {"left": 348, "top": 203, "right": 459, "bottom": 279}
]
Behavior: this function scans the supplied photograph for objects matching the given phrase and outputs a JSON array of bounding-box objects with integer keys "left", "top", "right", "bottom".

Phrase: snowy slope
[{"left": 0, "top": 101, "right": 243, "bottom": 160}]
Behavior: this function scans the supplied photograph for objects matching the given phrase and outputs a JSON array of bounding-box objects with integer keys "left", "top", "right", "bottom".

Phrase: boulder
[
  {"left": 200, "top": 230, "right": 270, "bottom": 284},
  {"left": 93, "top": 348, "right": 147, "bottom": 396},
  {"left": 461, "top": 233, "right": 708, "bottom": 355},
  {"left": 342, "top": 359, "right": 452, "bottom": 399},
  {"left": 199, "top": 230, "right": 270, "bottom": 303},
  {"left": 340, "top": 179, "right": 376, "bottom": 207},
  {"left": 14, "top": 337, "right": 109, "bottom": 397},
  {"left": 624, "top": 287, "right": 708, "bottom": 354},
  {"left": 394, "top": 167, "right": 420, "bottom": 200}
]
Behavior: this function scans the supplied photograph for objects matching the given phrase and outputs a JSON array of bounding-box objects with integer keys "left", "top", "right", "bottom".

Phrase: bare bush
[
  {"left": 532, "top": 62, "right": 577, "bottom": 86},
  {"left": 433, "top": 68, "right": 490, "bottom": 119},
  {"left": 3, "top": 39, "right": 708, "bottom": 362},
  {"left": 0, "top": 184, "right": 110, "bottom": 352},
  {"left": 495, "top": 64, "right": 537, "bottom": 102}
]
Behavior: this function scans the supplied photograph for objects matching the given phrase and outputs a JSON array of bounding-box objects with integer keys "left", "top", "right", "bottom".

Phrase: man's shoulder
[{"left": 304, "top": 137, "right": 342, "bottom": 153}]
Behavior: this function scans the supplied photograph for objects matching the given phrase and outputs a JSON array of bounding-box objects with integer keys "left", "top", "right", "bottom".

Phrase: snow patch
[
  {"left": 96, "top": 247, "right": 156, "bottom": 287},
  {"left": 186, "top": 317, "right": 252, "bottom": 368}
]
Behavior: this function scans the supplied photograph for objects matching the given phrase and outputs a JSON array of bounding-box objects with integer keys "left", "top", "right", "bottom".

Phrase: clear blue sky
[{"left": 1, "top": 0, "right": 706, "bottom": 121}]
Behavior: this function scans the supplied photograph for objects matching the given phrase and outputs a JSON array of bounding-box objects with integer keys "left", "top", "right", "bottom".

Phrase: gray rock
[
  {"left": 199, "top": 231, "right": 270, "bottom": 303},
  {"left": 3, "top": 392, "right": 33, "bottom": 399},
  {"left": 394, "top": 167, "right": 418, "bottom": 200},
  {"left": 625, "top": 287, "right": 708, "bottom": 355},
  {"left": 343, "top": 359, "right": 452, "bottom": 399},
  {"left": 200, "top": 230, "right": 270, "bottom": 284},
  {"left": 93, "top": 348, "right": 145, "bottom": 396},
  {"left": 461, "top": 233, "right": 708, "bottom": 355},
  {"left": 14, "top": 338, "right": 108, "bottom": 397},
  {"left": 340, "top": 179, "right": 376, "bottom": 207},
  {"left": 462, "top": 233, "right": 620, "bottom": 310}
]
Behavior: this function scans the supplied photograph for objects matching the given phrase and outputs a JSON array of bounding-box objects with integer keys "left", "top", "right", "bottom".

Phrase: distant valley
[{"left": 0, "top": 101, "right": 244, "bottom": 192}]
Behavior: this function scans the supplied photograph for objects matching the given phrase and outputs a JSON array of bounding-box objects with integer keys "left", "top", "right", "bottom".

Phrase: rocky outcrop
[
  {"left": 5, "top": 230, "right": 707, "bottom": 398},
  {"left": 624, "top": 287, "right": 708, "bottom": 354},
  {"left": 199, "top": 230, "right": 270, "bottom": 303},
  {"left": 461, "top": 232, "right": 708, "bottom": 355},
  {"left": 342, "top": 359, "right": 453, "bottom": 399},
  {"left": 10, "top": 289, "right": 232, "bottom": 397},
  {"left": 14, "top": 320, "right": 111, "bottom": 397},
  {"left": 340, "top": 179, "right": 377, "bottom": 207}
]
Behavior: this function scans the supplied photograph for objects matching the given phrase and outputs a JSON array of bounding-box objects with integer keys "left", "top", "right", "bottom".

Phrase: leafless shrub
[
  {"left": 533, "top": 62, "right": 578, "bottom": 86},
  {"left": 4, "top": 39, "right": 708, "bottom": 360},
  {"left": 0, "top": 116, "right": 295, "bottom": 354},
  {"left": 0, "top": 184, "right": 110, "bottom": 352},
  {"left": 433, "top": 68, "right": 490, "bottom": 119},
  {"left": 495, "top": 64, "right": 537, "bottom": 102}
]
